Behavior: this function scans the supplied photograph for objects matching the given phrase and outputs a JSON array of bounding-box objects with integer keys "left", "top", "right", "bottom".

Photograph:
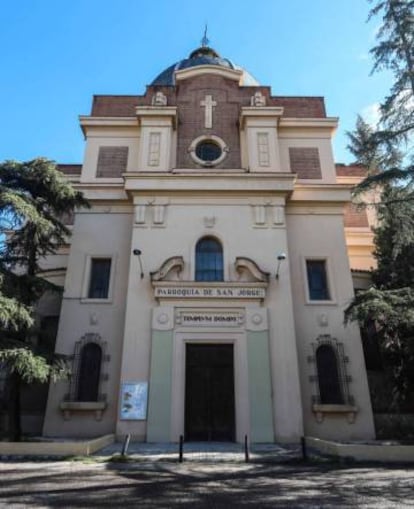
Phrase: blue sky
[{"left": 1, "top": 0, "right": 391, "bottom": 165}]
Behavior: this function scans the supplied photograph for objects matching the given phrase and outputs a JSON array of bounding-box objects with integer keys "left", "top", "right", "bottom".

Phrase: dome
[{"left": 151, "top": 46, "right": 259, "bottom": 86}]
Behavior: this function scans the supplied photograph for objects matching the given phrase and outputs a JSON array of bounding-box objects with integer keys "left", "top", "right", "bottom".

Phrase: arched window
[
  {"left": 316, "top": 344, "right": 344, "bottom": 404},
  {"left": 195, "top": 237, "right": 224, "bottom": 281},
  {"left": 77, "top": 343, "right": 102, "bottom": 402}
]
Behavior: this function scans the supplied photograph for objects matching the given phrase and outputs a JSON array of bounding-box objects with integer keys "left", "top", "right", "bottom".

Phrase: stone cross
[{"left": 200, "top": 95, "right": 217, "bottom": 128}]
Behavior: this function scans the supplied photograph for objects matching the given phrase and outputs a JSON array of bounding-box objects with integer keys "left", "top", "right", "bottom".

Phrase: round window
[
  {"left": 189, "top": 135, "right": 228, "bottom": 167},
  {"left": 195, "top": 141, "right": 222, "bottom": 162}
]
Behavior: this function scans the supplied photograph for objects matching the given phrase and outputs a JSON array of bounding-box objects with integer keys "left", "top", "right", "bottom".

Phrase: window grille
[
  {"left": 308, "top": 335, "right": 354, "bottom": 406},
  {"left": 65, "top": 333, "right": 109, "bottom": 402}
]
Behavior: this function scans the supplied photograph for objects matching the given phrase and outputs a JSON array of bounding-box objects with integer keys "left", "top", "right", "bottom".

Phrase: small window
[
  {"left": 316, "top": 344, "right": 344, "bottom": 404},
  {"left": 88, "top": 258, "right": 112, "bottom": 299},
  {"left": 195, "top": 237, "right": 224, "bottom": 281},
  {"left": 188, "top": 135, "right": 228, "bottom": 167},
  {"left": 306, "top": 260, "right": 330, "bottom": 300},
  {"left": 195, "top": 140, "right": 222, "bottom": 162},
  {"left": 77, "top": 343, "right": 102, "bottom": 402}
]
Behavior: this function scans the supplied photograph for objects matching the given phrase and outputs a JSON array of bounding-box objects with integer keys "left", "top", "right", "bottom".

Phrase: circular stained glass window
[{"left": 195, "top": 141, "right": 222, "bottom": 162}]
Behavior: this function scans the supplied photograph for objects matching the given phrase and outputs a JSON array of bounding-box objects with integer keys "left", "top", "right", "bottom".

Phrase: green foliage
[
  {"left": 0, "top": 286, "right": 33, "bottom": 331},
  {"left": 369, "top": 0, "right": 414, "bottom": 138},
  {"left": 0, "top": 348, "right": 69, "bottom": 384},
  {"left": 345, "top": 1, "right": 414, "bottom": 408},
  {"left": 350, "top": 1, "right": 414, "bottom": 193},
  {"left": 347, "top": 115, "right": 402, "bottom": 174},
  {"left": 0, "top": 158, "right": 88, "bottom": 405},
  {"left": 372, "top": 185, "right": 414, "bottom": 287}
]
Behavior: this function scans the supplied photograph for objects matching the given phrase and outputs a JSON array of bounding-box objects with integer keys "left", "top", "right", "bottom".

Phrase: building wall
[
  {"left": 286, "top": 211, "right": 375, "bottom": 440},
  {"left": 42, "top": 61, "right": 375, "bottom": 443},
  {"left": 43, "top": 209, "right": 133, "bottom": 437}
]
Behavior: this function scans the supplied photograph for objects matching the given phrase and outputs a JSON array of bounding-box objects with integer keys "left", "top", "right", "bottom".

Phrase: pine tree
[
  {"left": 0, "top": 158, "right": 88, "bottom": 440},
  {"left": 345, "top": 1, "right": 414, "bottom": 410},
  {"left": 352, "top": 0, "right": 414, "bottom": 192},
  {"left": 370, "top": 0, "right": 414, "bottom": 140},
  {"left": 345, "top": 184, "right": 414, "bottom": 407}
]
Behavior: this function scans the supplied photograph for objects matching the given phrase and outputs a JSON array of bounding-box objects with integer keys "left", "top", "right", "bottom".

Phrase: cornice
[
  {"left": 79, "top": 116, "right": 138, "bottom": 136},
  {"left": 279, "top": 117, "right": 339, "bottom": 131},
  {"left": 175, "top": 65, "right": 243, "bottom": 83},
  {"left": 288, "top": 183, "right": 351, "bottom": 204},
  {"left": 123, "top": 172, "right": 296, "bottom": 194},
  {"left": 135, "top": 106, "right": 177, "bottom": 129},
  {"left": 239, "top": 107, "right": 284, "bottom": 128}
]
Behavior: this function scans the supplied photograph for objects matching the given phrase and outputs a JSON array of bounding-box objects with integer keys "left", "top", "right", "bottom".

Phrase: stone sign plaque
[
  {"left": 153, "top": 285, "right": 266, "bottom": 299},
  {"left": 176, "top": 310, "right": 244, "bottom": 327}
]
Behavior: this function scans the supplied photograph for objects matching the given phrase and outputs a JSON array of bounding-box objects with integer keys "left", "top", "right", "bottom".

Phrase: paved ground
[{"left": 1, "top": 459, "right": 414, "bottom": 508}]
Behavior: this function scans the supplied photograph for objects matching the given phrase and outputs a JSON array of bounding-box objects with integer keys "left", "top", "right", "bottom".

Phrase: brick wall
[
  {"left": 90, "top": 89, "right": 327, "bottom": 119},
  {"left": 270, "top": 96, "right": 326, "bottom": 117},
  {"left": 343, "top": 203, "right": 369, "bottom": 227},
  {"left": 96, "top": 147, "right": 129, "bottom": 177},
  {"left": 289, "top": 147, "right": 322, "bottom": 178},
  {"left": 176, "top": 75, "right": 250, "bottom": 169},
  {"left": 336, "top": 163, "right": 367, "bottom": 177},
  {"left": 58, "top": 164, "right": 82, "bottom": 176}
]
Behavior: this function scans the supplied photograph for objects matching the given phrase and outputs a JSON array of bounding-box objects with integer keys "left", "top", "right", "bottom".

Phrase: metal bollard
[
  {"left": 301, "top": 436, "right": 307, "bottom": 461},
  {"left": 179, "top": 434, "right": 184, "bottom": 463},
  {"left": 121, "top": 433, "right": 131, "bottom": 456},
  {"left": 244, "top": 435, "right": 249, "bottom": 463}
]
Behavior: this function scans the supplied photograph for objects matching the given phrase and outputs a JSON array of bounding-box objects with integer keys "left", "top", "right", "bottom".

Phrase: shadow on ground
[{"left": 1, "top": 460, "right": 414, "bottom": 507}]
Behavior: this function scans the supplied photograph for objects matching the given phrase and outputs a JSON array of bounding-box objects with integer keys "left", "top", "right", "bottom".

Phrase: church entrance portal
[{"left": 185, "top": 344, "right": 235, "bottom": 441}]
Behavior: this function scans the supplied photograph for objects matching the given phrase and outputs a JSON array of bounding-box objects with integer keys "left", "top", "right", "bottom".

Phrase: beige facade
[{"left": 43, "top": 45, "right": 375, "bottom": 443}]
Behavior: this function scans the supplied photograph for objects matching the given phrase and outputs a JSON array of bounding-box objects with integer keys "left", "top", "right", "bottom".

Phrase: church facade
[{"left": 42, "top": 45, "right": 375, "bottom": 443}]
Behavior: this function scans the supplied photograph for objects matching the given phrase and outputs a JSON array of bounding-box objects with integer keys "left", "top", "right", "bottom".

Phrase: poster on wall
[{"left": 120, "top": 381, "right": 148, "bottom": 420}]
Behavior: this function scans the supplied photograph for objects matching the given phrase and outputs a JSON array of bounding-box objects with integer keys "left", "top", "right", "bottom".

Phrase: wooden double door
[{"left": 185, "top": 344, "right": 235, "bottom": 442}]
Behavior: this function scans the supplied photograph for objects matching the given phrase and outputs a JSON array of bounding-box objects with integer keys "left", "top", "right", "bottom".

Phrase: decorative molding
[
  {"left": 312, "top": 404, "right": 358, "bottom": 424},
  {"left": 203, "top": 216, "right": 216, "bottom": 228},
  {"left": 151, "top": 91, "right": 167, "bottom": 106},
  {"left": 272, "top": 206, "right": 285, "bottom": 225},
  {"left": 235, "top": 257, "right": 270, "bottom": 283},
  {"left": 253, "top": 205, "right": 266, "bottom": 225},
  {"left": 188, "top": 134, "right": 229, "bottom": 167},
  {"left": 59, "top": 401, "right": 107, "bottom": 421},
  {"left": 200, "top": 95, "right": 217, "bottom": 128},
  {"left": 257, "top": 132, "right": 270, "bottom": 167},
  {"left": 148, "top": 132, "right": 161, "bottom": 167},
  {"left": 135, "top": 204, "right": 146, "bottom": 224},
  {"left": 153, "top": 204, "right": 166, "bottom": 225},
  {"left": 89, "top": 313, "right": 98, "bottom": 326},
  {"left": 317, "top": 313, "right": 329, "bottom": 327},
  {"left": 245, "top": 308, "right": 268, "bottom": 332},
  {"left": 152, "top": 306, "right": 174, "bottom": 331},
  {"left": 250, "top": 91, "right": 266, "bottom": 107},
  {"left": 150, "top": 256, "right": 184, "bottom": 281}
]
